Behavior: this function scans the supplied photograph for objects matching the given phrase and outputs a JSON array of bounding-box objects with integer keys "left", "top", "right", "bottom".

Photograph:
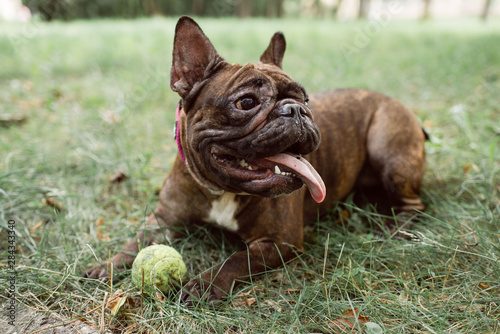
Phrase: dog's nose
[{"left": 278, "top": 104, "right": 306, "bottom": 118}]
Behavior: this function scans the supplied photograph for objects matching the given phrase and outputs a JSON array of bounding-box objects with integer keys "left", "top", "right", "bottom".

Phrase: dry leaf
[
  {"left": 232, "top": 286, "right": 263, "bottom": 308},
  {"left": 155, "top": 291, "right": 167, "bottom": 301},
  {"left": 106, "top": 289, "right": 139, "bottom": 319},
  {"left": 284, "top": 288, "right": 301, "bottom": 296},
  {"left": 238, "top": 286, "right": 262, "bottom": 297},
  {"left": 107, "top": 290, "right": 128, "bottom": 316},
  {"left": 464, "top": 163, "right": 480, "bottom": 174},
  {"left": 110, "top": 171, "right": 128, "bottom": 184},
  {"left": 478, "top": 282, "right": 490, "bottom": 290},
  {"left": 97, "top": 228, "right": 110, "bottom": 242},
  {"left": 102, "top": 110, "right": 121, "bottom": 124},
  {"left": 337, "top": 210, "right": 350, "bottom": 225},
  {"left": 265, "top": 300, "right": 283, "bottom": 313},
  {"left": 231, "top": 295, "right": 257, "bottom": 308},
  {"left": 30, "top": 221, "right": 44, "bottom": 233},
  {"left": 245, "top": 297, "right": 256, "bottom": 307},
  {"left": 44, "top": 197, "right": 63, "bottom": 212},
  {"left": 95, "top": 218, "right": 110, "bottom": 241},
  {"left": 231, "top": 298, "right": 248, "bottom": 309},
  {"left": 331, "top": 308, "right": 370, "bottom": 333}
]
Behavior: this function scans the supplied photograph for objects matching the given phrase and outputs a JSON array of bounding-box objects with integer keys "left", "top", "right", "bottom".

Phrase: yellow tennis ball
[{"left": 131, "top": 244, "right": 186, "bottom": 294}]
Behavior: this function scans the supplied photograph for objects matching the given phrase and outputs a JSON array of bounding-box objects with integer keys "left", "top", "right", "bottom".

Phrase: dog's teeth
[
  {"left": 239, "top": 159, "right": 249, "bottom": 168},
  {"left": 274, "top": 166, "right": 281, "bottom": 174},
  {"left": 248, "top": 166, "right": 253, "bottom": 170}
]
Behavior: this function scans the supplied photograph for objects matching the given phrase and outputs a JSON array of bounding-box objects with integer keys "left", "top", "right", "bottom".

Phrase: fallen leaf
[
  {"left": 245, "top": 297, "right": 256, "bottom": 307},
  {"left": 96, "top": 220, "right": 110, "bottom": 241},
  {"left": 110, "top": 171, "right": 128, "bottom": 184},
  {"left": 231, "top": 298, "right": 248, "bottom": 309},
  {"left": 97, "top": 228, "right": 110, "bottom": 242},
  {"left": 478, "top": 282, "right": 490, "bottom": 290},
  {"left": 464, "top": 163, "right": 480, "bottom": 174},
  {"left": 232, "top": 286, "right": 263, "bottom": 308},
  {"left": 331, "top": 308, "right": 370, "bottom": 333},
  {"left": 44, "top": 197, "right": 63, "bottom": 212},
  {"left": 155, "top": 291, "right": 167, "bottom": 301},
  {"left": 29, "top": 221, "right": 44, "bottom": 233},
  {"left": 284, "top": 288, "right": 301, "bottom": 296},
  {"left": 107, "top": 290, "right": 128, "bottom": 317},
  {"left": 337, "top": 210, "right": 350, "bottom": 225},
  {"left": 265, "top": 300, "right": 283, "bottom": 313},
  {"left": 101, "top": 110, "right": 121, "bottom": 124},
  {"left": 238, "top": 285, "right": 263, "bottom": 297}
]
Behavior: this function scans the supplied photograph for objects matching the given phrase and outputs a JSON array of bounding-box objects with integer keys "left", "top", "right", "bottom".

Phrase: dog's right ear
[
  {"left": 259, "top": 32, "right": 286, "bottom": 69},
  {"left": 170, "top": 16, "right": 225, "bottom": 99}
]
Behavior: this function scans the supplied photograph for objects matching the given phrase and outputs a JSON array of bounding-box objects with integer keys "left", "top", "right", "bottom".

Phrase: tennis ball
[{"left": 131, "top": 244, "right": 186, "bottom": 294}]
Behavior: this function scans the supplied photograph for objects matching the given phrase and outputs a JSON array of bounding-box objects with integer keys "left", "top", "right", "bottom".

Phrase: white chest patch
[{"left": 203, "top": 193, "right": 239, "bottom": 232}]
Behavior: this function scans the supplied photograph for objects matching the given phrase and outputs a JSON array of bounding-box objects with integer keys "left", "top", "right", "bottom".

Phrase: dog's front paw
[
  {"left": 83, "top": 253, "right": 134, "bottom": 281},
  {"left": 179, "top": 274, "right": 229, "bottom": 307},
  {"left": 83, "top": 262, "right": 112, "bottom": 281}
]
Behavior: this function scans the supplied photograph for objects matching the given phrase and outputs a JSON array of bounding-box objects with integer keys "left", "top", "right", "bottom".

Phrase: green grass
[{"left": 1, "top": 17, "right": 499, "bottom": 333}]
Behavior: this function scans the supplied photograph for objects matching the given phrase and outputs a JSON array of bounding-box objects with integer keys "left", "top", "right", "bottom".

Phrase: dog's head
[{"left": 170, "top": 16, "right": 325, "bottom": 203}]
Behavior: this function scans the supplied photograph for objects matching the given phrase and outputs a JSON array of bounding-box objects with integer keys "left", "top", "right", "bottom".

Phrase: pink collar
[{"left": 174, "top": 101, "right": 186, "bottom": 164}]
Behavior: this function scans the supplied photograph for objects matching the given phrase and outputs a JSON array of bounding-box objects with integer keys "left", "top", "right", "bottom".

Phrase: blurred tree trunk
[
  {"left": 422, "top": 0, "right": 431, "bottom": 19},
  {"left": 237, "top": 0, "right": 253, "bottom": 17},
  {"left": 482, "top": 0, "right": 492, "bottom": 20},
  {"left": 358, "top": 0, "right": 370, "bottom": 18},
  {"left": 332, "top": 0, "right": 345, "bottom": 18},
  {"left": 314, "top": 0, "right": 322, "bottom": 17},
  {"left": 144, "top": 0, "right": 157, "bottom": 16},
  {"left": 266, "top": 0, "right": 276, "bottom": 17},
  {"left": 192, "top": 0, "right": 204, "bottom": 16},
  {"left": 277, "top": 0, "right": 284, "bottom": 17},
  {"left": 267, "top": 0, "right": 285, "bottom": 17}
]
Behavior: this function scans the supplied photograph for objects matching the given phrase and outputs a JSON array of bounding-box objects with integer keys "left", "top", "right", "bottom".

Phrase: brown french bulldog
[{"left": 84, "top": 16, "right": 426, "bottom": 304}]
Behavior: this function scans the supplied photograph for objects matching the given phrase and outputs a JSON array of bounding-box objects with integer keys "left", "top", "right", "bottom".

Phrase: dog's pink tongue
[{"left": 266, "top": 153, "right": 326, "bottom": 203}]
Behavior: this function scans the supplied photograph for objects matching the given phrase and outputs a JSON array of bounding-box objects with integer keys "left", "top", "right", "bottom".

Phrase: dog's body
[{"left": 84, "top": 17, "right": 426, "bottom": 304}]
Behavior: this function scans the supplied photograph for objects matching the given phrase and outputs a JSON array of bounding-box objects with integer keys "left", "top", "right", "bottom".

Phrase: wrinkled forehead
[{"left": 207, "top": 63, "right": 307, "bottom": 98}]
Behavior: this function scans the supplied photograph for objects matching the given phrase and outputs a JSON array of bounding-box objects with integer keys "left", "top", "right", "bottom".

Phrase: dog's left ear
[{"left": 259, "top": 32, "right": 286, "bottom": 69}]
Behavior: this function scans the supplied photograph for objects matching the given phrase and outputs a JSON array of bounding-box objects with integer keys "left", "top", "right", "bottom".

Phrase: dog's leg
[
  {"left": 83, "top": 162, "right": 195, "bottom": 280},
  {"left": 180, "top": 195, "right": 304, "bottom": 306},
  {"left": 180, "top": 238, "right": 298, "bottom": 306},
  {"left": 366, "top": 104, "right": 427, "bottom": 216}
]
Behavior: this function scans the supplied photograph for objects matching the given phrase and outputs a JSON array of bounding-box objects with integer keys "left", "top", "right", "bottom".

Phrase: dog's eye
[
  {"left": 304, "top": 98, "right": 309, "bottom": 106},
  {"left": 236, "top": 97, "right": 257, "bottom": 110}
]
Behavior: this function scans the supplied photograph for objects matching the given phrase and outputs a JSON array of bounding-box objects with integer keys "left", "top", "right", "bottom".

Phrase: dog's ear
[
  {"left": 259, "top": 32, "right": 286, "bottom": 69},
  {"left": 171, "top": 16, "right": 225, "bottom": 98}
]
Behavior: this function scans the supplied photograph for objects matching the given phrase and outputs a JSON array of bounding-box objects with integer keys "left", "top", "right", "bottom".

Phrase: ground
[{"left": 0, "top": 17, "right": 499, "bottom": 333}]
